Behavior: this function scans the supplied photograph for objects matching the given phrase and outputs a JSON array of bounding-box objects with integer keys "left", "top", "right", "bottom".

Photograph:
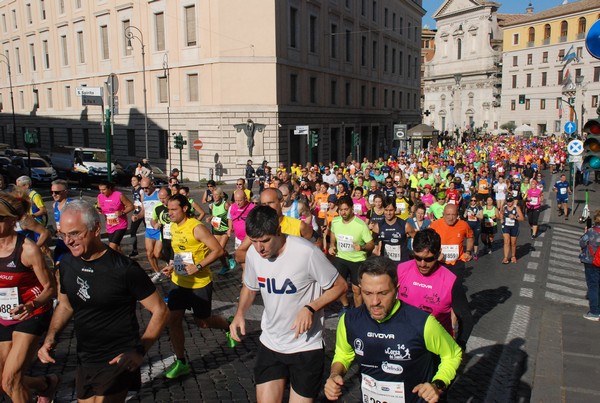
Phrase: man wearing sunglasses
[{"left": 397, "top": 229, "right": 473, "bottom": 351}]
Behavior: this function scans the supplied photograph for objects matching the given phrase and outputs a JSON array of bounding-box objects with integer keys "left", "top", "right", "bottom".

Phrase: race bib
[
  {"left": 397, "top": 202, "right": 406, "bottom": 212},
  {"left": 394, "top": 175, "right": 401, "bottom": 183},
  {"left": 106, "top": 212, "right": 119, "bottom": 226},
  {"left": 448, "top": 199, "right": 456, "bottom": 205},
  {"left": 505, "top": 217, "right": 515, "bottom": 226},
  {"left": 384, "top": 244, "right": 402, "bottom": 261},
  {"left": 337, "top": 234, "right": 355, "bottom": 252},
  {"left": 320, "top": 202, "right": 328, "bottom": 212},
  {"left": 441, "top": 244, "right": 460, "bottom": 262},
  {"left": 368, "top": 194, "right": 375, "bottom": 204},
  {"left": 353, "top": 203, "right": 363, "bottom": 215},
  {"left": 467, "top": 211, "right": 477, "bottom": 221},
  {"left": 235, "top": 237, "right": 242, "bottom": 250},
  {"left": 361, "top": 373, "right": 405, "bottom": 403},
  {"left": 211, "top": 216, "right": 222, "bottom": 229},
  {"left": 173, "top": 252, "right": 194, "bottom": 276},
  {"left": 512, "top": 190, "right": 519, "bottom": 197},
  {"left": 163, "top": 223, "right": 172, "bottom": 240},
  {"left": 530, "top": 197, "right": 538, "bottom": 205},
  {"left": 0, "top": 287, "right": 19, "bottom": 320},
  {"left": 560, "top": 187, "right": 567, "bottom": 195}
]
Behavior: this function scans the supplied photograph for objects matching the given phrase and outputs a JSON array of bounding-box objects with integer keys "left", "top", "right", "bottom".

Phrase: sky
[{"left": 422, "top": 0, "right": 571, "bottom": 29}]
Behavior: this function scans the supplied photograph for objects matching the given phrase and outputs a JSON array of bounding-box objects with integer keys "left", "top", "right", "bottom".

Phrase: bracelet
[{"left": 304, "top": 305, "right": 316, "bottom": 314}]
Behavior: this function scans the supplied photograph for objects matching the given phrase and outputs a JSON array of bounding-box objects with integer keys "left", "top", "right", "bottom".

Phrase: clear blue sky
[{"left": 422, "top": 0, "right": 569, "bottom": 28}]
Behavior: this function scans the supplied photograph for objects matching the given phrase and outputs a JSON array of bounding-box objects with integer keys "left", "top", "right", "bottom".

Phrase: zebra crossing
[{"left": 544, "top": 225, "right": 587, "bottom": 307}]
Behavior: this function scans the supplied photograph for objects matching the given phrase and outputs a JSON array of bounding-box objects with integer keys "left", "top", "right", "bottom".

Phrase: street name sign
[
  {"left": 76, "top": 87, "right": 102, "bottom": 97},
  {"left": 294, "top": 125, "right": 309, "bottom": 135}
]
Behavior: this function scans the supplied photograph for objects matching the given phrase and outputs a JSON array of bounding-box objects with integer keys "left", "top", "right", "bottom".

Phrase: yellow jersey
[{"left": 171, "top": 217, "right": 212, "bottom": 289}]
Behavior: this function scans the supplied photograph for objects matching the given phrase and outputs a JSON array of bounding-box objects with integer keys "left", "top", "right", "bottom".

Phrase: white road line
[
  {"left": 547, "top": 274, "right": 587, "bottom": 289},
  {"left": 549, "top": 266, "right": 586, "bottom": 278},
  {"left": 534, "top": 241, "right": 544, "bottom": 248},
  {"left": 523, "top": 274, "right": 536, "bottom": 283},
  {"left": 531, "top": 251, "right": 541, "bottom": 258},
  {"left": 546, "top": 282, "right": 586, "bottom": 297},
  {"left": 549, "top": 248, "right": 580, "bottom": 258},
  {"left": 545, "top": 291, "right": 587, "bottom": 306},
  {"left": 550, "top": 240, "right": 581, "bottom": 250},
  {"left": 553, "top": 227, "right": 585, "bottom": 236},
  {"left": 550, "top": 253, "right": 582, "bottom": 264},
  {"left": 520, "top": 288, "right": 533, "bottom": 298},
  {"left": 527, "top": 262, "right": 538, "bottom": 270}
]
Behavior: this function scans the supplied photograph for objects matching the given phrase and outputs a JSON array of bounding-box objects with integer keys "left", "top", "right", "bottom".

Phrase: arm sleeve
[
  {"left": 331, "top": 314, "right": 356, "bottom": 371},
  {"left": 126, "top": 262, "right": 157, "bottom": 301},
  {"left": 423, "top": 315, "right": 463, "bottom": 385},
  {"left": 308, "top": 246, "right": 339, "bottom": 290},
  {"left": 451, "top": 281, "right": 474, "bottom": 349},
  {"left": 242, "top": 253, "right": 260, "bottom": 291}
]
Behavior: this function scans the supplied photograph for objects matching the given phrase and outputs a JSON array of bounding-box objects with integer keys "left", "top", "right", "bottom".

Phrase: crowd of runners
[{"left": 1, "top": 132, "right": 599, "bottom": 402}]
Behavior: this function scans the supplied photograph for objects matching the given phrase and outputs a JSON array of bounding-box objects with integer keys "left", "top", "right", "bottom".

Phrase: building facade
[
  {"left": 499, "top": 0, "right": 600, "bottom": 136},
  {"left": 0, "top": 0, "right": 425, "bottom": 181}
]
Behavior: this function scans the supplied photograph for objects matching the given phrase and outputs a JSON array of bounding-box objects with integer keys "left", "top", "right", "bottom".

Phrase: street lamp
[
  {"left": 160, "top": 53, "right": 171, "bottom": 173},
  {"left": 124, "top": 25, "right": 148, "bottom": 160},
  {"left": 0, "top": 53, "right": 17, "bottom": 146}
]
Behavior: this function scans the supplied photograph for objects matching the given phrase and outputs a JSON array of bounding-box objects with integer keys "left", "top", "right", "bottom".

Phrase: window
[
  {"left": 384, "top": 8, "right": 388, "bottom": 27},
  {"left": 554, "top": 121, "right": 561, "bottom": 133},
  {"left": 407, "top": 54, "right": 411, "bottom": 77},
  {"left": 391, "top": 48, "right": 396, "bottom": 73},
  {"left": 77, "top": 31, "right": 85, "bottom": 63},
  {"left": 127, "top": 129, "right": 136, "bottom": 156},
  {"left": 526, "top": 73, "right": 531, "bottom": 87},
  {"left": 289, "top": 7, "right": 298, "bottom": 48},
  {"left": 558, "top": 49, "right": 565, "bottom": 61},
  {"left": 330, "top": 80, "right": 337, "bottom": 105},
  {"left": 592, "top": 95, "right": 598, "bottom": 108},
  {"left": 541, "top": 71, "right": 547, "bottom": 86},
  {"left": 556, "top": 98, "right": 561, "bottom": 109},
  {"left": 361, "top": 0, "right": 366, "bottom": 16},
  {"left": 528, "top": 27, "right": 535, "bottom": 44},
  {"left": 372, "top": 1, "right": 377, "bottom": 22},
  {"left": 65, "top": 85, "right": 71, "bottom": 107},
  {"left": 408, "top": 22, "right": 411, "bottom": 39},
  {"left": 512, "top": 33, "right": 519, "bottom": 45},
  {"left": 12, "top": 9, "right": 17, "bottom": 29},
  {"left": 575, "top": 68, "right": 582, "bottom": 80},
  {"left": 158, "top": 130, "right": 168, "bottom": 159},
  {"left": 399, "top": 17, "right": 403, "bottom": 35},
  {"left": 542, "top": 51, "right": 548, "bottom": 63},
  {"left": 331, "top": 24, "right": 338, "bottom": 59},
  {"left": 29, "top": 43, "right": 36, "bottom": 71},
  {"left": 15, "top": 47, "right": 21, "bottom": 73},
  {"left": 49, "top": 127, "right": 54, "bottom": 148},
  {"left": 576, "top": 47, "right": 583, "bottom": 60},
  {"left": 185, "top": 5, "right": 197, "bottom": 46},
  {"left": 391, "top": 90, "right": 395, "bottom": 108},
  {"left": 309, "top": 16, "right": 317, "bottom": 53},
  {"left": 126, "top": 79, "right": 134, "bottom": 104},
  {"left": 361, "top": 36, "right": 366, "bottom": 66},
  {"left": 187, "top": 74, "right": 199, "bottom": 101},
  {"left": 345, "top": 82, "right": 351, "bottom": 106},
  {"left": 560, "top": 21, "right": 568, "bottom": 39},
  {"left": 361, "top": 85, "right": 366, "bottom": 107},
  {"left": 512, "top": 75, "right": 517, "bottom": 88},
  {"left": 46, "top": 88, "right": 53, "bottom": 108},
  {"left": 383, "top": 45, "right": 388, "bottom": 71},
  {"left": 58, "top": 0, "right": 65, "bottom": 14},
  {"left": 19, "top": 91, "right": 24, "bottom": 109},
  {"left": 40, "top": 0, "right": 46, "bottom": 20},
  {"left": 594, "top": 66, "right": 600, "bottom": 82},
  {"left": 544, "top": 24, "right": 551, "bottom": 43},
  {"left": 83, "top": 128, "right": 89, "bottom": 147},
  {"left": 540, "top": 99, "right": 545, "bottom": 110},
  {"left": 527, "top": 54, "right": 532, "bottom": 65},
  {"left": 58, "top": 35, "right": 68, "bottom": 66},
  {"left": 384, "top": 89, "right": 388, "bottom": 108},
  {"left": 33, "top": 88, "right": 39, "bottom": 107},
  {"left": 392, "top": 12, "right": 396, "bottom": 31},
  {"left": 26, "top": 4, "right": 32, "bottom": 24},
  {"left": 290, "top": 74, "right": 298, "bottom": 102},
  {"left": 42, "top": 40, "right": 49, "bottom": 68},
  {"left": 406, "top": 92, "right": 410, "bottom": 109},
  {"left": 75, "top": 0, "right": 82, "bottom": 9},
  {"left": 578, "top": 17, "right": 587, "bottom": 37},
  {"left": 399, "top": 50, "right": 403, "bottom": 75},
  {"left": 511, "top": 99, "right": 516, "bottom": 110},
  {"left": 372, "top": 40, "right": 377, "bottom": 68},
  {"left": 123, "top": 20, "right": 131, "bottom": 56},
  {"left": 399, "top": 91, "right": 403, "bottom": 108},
  {"left": 457, "top": 39, "right": 461, "bottom": 60},
  {"left": 310, "top": 77, "right": 317, "bottom": 103},
  {"left": 345, "top": 30, "right": 351, "bottom": 62},
  {"left": 100, "top": 26, "right": 109, "bottom": 60},
  {"left": 1, "top": 14, "right": 6, "bottom": 33},
  {"left": 513, "top": 56, "right": 518, "bottom": 66},
  {"left": 557, "top": 71, "right": 563, "bottom": 85},
  {"left": 158, "top": 76, "right": 168, "bottom": 103},
  {"left": 371, "top": 87, "right": 376, "bottom": 107},
  {"left": 155, "top": 12, "right": 165, "bottom": 51}
]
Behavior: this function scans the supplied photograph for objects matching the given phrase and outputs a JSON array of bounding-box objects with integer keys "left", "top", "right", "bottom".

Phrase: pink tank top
[
  {"left": 98, "top": 191, "right": 128, "bottom": 233},
  {"left": 397, "top": 260, "right": 456, "bottom": 334},
  {"left": 526, "top": 187, "right": 542, "bottom": 209},
  {"left": 229, "top": 202, "right": 255, "bottom": 241}
]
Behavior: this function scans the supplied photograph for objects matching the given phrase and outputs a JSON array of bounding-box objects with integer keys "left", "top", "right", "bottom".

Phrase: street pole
[
  {"left": 0, "top": 54, "right": 17, "bottom": 146},
  {"left": 125, "top": 25, "right": 148, "bottom": 160},
  {"left": 163, "top": 53, "right": 171, "bottom": 174}
]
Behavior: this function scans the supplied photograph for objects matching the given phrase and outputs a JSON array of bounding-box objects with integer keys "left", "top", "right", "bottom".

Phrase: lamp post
[
  {"left": 0, "top": 53, "right": 17, "bottom": 146},
  {"left": 161, "top": 53, "right": 171, "bottom": 173},
  {"left": 125, "top": 25, "right": 148, "bottom": 160}
]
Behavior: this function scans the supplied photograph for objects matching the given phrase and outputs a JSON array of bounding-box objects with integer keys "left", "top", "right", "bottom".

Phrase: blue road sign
[
  {"left": 564, "top": 121, "right": 577, "bottom": 134},
  {"left": 568, "top": 139, "right": 583, "bottom": 156},
  {"left": 586, "top": 20, "right": 600, "bottom": 60}
]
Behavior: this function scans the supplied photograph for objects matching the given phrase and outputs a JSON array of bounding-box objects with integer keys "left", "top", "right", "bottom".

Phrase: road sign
[
  {"left": 568, "top": 155, "right": 583, "bottom": 163},
  {"left": 294, "top": 125, "right": 309, "bottom": 135},
  {"left": 586, "top": 19, "right": 600, "bottom": 60},
  {"left": 568, "top": 139, "right": 584, "bottom": 156},
  {"left": 193, "top": 139, "right": 203, "bottom": 150},
  {"left": 76, "top": 87, "right": 102, "bottom": 97},
  {"left": 82, "top": 95, "right": 103, "bottom": 106},
  {"left": 106, "top": 73, "right": 119, "bottom": 95},
  {"left": 564, "top": 121, "right": 577, "bottom": 134}
]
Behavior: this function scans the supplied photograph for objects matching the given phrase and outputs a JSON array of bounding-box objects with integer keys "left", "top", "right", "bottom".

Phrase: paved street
[{"left": 5, "top": 173, "right": 599, "bottom": 402}]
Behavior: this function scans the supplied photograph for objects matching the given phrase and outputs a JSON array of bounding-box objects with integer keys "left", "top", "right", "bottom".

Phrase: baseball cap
[
  {"left": 327, "top": 194, "right": 338, "bottom": 203},
  {"left": 506, "top": 196, "right": 515, "bottom": 202},
  {"left": 424, "top": 184, "right": 432, "bottom": 189}
]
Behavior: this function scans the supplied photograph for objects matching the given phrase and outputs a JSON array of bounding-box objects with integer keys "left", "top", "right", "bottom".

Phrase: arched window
[
  {"left": 544, "top": 24, "right": 551, "bottom": 39},
  {"left": 457, "top": 38, "right": 462, "bottom": 60},
  {"left": 578, "top": 17, "right": 587, "bottom": 34},
  {"left": 528, "top": 27, "right": 535, "bottom": 43},
  {"left": 560, "top": 20, "right": 568, "bottom": 38}
]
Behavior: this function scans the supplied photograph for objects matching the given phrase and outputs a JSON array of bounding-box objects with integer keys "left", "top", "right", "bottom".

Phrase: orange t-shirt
[
  {"left": 314, "top": 192, "right": 329, "bottom": 219},
  {"left": 325, "top": 210, "right": 339, "bottom": 226},
  {"left": 430, "top": 219, "right": 473, "bottom": 265}
]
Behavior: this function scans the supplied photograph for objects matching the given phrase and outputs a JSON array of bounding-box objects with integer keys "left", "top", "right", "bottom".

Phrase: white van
[{"left": 51, "top": 146, "right": 116, "bottom": 180}]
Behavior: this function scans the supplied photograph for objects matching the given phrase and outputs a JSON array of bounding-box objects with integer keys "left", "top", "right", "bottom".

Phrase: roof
[{"left": 501, "top": 0, "right": 600, "bottom": 27}]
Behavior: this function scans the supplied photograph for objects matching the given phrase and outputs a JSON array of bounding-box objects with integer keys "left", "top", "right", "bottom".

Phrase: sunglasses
[
  {"left": 0, "top": 215, "right": 12, "bottom": 222},
  {"left": 51, "top": 190, "right": 65, "bottom": 195},
  {"left": 141, "top": 187, "right": 150, "bottom": 190},
  {"left": 412, "top": 254, "right": 438, "bottom": 263}
]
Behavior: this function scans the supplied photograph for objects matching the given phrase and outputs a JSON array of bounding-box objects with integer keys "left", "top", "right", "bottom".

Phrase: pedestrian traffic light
[
  {"left": 310, "top": 131, "right": 319, "bottom": 147},
  {"left": 352, "top": 132, "right": 360, "bottom": 147},
  {"left": 519, "top": 95, "right": 525, "bottom": 104},
  {"left": 173, "top": 133, "right": 186, "bottom": 150},
  {"left": 582, "top": 118, "right": 600, "bottom": 170}
]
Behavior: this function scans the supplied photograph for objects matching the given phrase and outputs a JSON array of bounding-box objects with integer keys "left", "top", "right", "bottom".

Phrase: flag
[
  {"left": 562, "top": 45, "right": 579, "bottom": 67},
  {"left": 563, "top": 68, "right": 571, "bottom": 82},
  {"left": 558, "top": 100, "right": 563, "bottom": 119}
]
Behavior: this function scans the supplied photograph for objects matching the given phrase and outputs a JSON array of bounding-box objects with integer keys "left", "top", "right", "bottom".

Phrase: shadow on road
[{"left": 469, "top": 286, "right": 512, "bottom": 324}]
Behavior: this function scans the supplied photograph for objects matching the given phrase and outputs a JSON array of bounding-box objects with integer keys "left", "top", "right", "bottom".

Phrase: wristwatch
[
  {"left": 431, "top": 379, "right": 446, "bottom": 392},
  {"left": 196, "top": 263, "right": 203, "bottom": 271}
]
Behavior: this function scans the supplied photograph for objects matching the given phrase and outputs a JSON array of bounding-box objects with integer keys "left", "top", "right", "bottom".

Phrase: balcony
[
  {"left": 577, "top": 32, "right": 585, "bottom": 39},
  {"left": 543, "top": 38, "right": 550, "bottom": 45},
  {"left": 527, "top": 41, "right": 535, "bottom": 48},
  {"left": 559, "top": 35, "right": 567, "bottom": 43}
]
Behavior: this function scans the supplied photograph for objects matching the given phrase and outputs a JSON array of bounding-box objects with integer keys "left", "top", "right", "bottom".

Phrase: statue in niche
[{"left": 234, "top": 119, "right": 265, "bottom": 157}]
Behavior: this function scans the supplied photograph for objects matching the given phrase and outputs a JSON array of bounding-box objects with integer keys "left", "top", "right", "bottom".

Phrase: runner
[
  {"left": 97, "top": 181, "right": 134, "bottom": 253},
  {"left": 553, "top": 174, "right": 571, "bottom": 219},
  {"left": 227, "top": 189, "right": 255, "bottom": 252},
  {"left": 38, "top": 200, "right": 168, "bottom": 402},
  {"left": 526, "top": 179, "right": 543, "bottom": 238},
  {"left": 324, "top": 256, "right": 462, "bottom": 403},
  {"left": 407, "top": 203, "right": 432, "bottom": 251},
  {"left": 463, "top": 198, "right": 483, "bottom": 260},
  {"left": 481, "top": 196, "right": 501, "bottom": 255},
  {"left": 374, "top": 196, "right": 415, "bottom": 263},
  {"left": 207, "top": 187, "right": 236, "bottom": 275},
  {"left": 229, "top": 205, "right": 346, "bottom": 402},
  {"left": 150, "top": 188, "right": 174, "bottom": 263},
  {"left": 579, "top": 209, "right": 600, "bottom": 321},
  {"left": 15, "top": 176, "right": 48, "bottom": 229},
  {"left": 136, "top": 177, "right": 164, "bottom": 283},
  {"left": 128, "top": 176, "right": 144, "bottom": 257},
  {"left": 501, "top": 196, "right": 525, "bottom": 264}
]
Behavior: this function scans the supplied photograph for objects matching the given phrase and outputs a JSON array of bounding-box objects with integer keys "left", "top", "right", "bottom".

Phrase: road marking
[
  {"left": 523, "top": 274, "right": 536, "bottom": 282},
  {"left": 549, "top": 266, "right": 586, "bottom": 277},
  {"left": 545, "top": 291, "right": 587, "bottom": 306},
  {"left": 550, "top": 252, "right": 581, "bottom": 264},
  {"left": 547, "top": 274, "right": 587, "bottom": 289},
  {"left": 534, "top": 241, "right": 544, "bottom": 248},
  {"left": 527, "top": 262, "right": 538, "bottom": 270},
  {"left": 531, "top": 251, "right": 541, "bottom": 258},
  {"left": 520, "top": 288, "right": 533, "bottom": 298},
  {"left": 546, "top": 282, "right": 586, "bottom": 297},
  {"left": 553, "top": 227, "right": 584, "bottom": 236},
  {"left": 549, "top": 247, "right": 580, "bottom": 257}
]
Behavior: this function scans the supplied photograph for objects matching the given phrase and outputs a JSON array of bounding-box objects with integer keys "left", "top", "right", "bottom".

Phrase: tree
[{"left": 500, "top": 121, "right": 516, "bottom": 133}]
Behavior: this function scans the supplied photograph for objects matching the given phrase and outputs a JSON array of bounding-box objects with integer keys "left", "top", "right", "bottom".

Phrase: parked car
[
  {"left": 51, "top": 146, "right": 116, "bottom": 181},
  {"left": 0, "top": 156, "right": 11, "bottom": 178},
  {"left": 2, "top": 149, "right": 40, "bottom": 158},
  {"left": 117, "top": 163, "right": 169, "bottom": 187},
  {"left": 7, "top": 156, "right": 58, "bottom": 185}
]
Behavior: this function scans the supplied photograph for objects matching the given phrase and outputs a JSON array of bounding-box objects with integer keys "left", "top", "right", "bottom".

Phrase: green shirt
[
  {"left": 428, "top": 202, "right": 446, "bottom": 220},
  {"left": 331, "top": 216, "right": 373, "bottom": 262}
]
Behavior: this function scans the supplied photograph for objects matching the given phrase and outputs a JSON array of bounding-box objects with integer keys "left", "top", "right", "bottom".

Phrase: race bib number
[
  {"left": 211, "top": 216, "right": 222, "bottom": 229},
  {"left": 512, "top": 190, "right": 519, "bottom": 197},
  {"left": 394, "top": 175, "right": 401, "bottom": 183},
  {"left": 361, "top": 373, "right": 405, "bottom": 403},
  {"left": 320, "top": 202, "right": 328, "bottom": 212},
  {"left": 505, "top": 217, "right": 515, "bottom": 226},
  {"left": 397, "top": 202, "right": 406, "bottom": 212},
  {"left": 368, "top": 194, "right": 375, "bottom": 204},
  {"left": 353, "top": 203, "right": 363, "bottom": 215},
  {"left": 560, "top": 187, "right": 567, "bottom": 195},
  {"left": 530, "top": 197, "right": 538, "bottom": 205},
  {"left": 337, "top": 234, "right": 355, "bottom": 252},
  {"left": 106, "top": 213, "right": 119, "bottom": 226},
  {"left": 173, "top": 252, "right": 194, "bottom": 276},
  {"left": 235, "top": 237, "right": 242, "bottom": 250},
  {"left": 163, "top": 223, "right": 172, "bottom": 240},
  {"left": 448, "top": 199, "right": 456, "bottom": 205},
  {"left": 467, "top": 211, "right": 477, "bottom": 222},
  {"left": 0, "top": 287, "right": 19, "bottom": 320},
  {"left": 384, "top": 244, "right": 402, "bottom": 261},
  {"left": 441, "top": 244, "right": 460, "bottom": 262}
]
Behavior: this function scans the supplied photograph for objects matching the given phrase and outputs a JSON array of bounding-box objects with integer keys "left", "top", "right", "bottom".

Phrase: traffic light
[
  {"left": 582, "top": 119, "right": 600, "bottom": 170},
  {"left": 310, "top": 131, "right": 319, "bottom": 147},
  {"left": 352, "top": 132, "right": 361, "bottom": 147},
  {"left": 519, "top": 95, "right": 525, "bottom": 104},
  {"left": 173, "top": 133, "right": 186, "bottom": 150}
]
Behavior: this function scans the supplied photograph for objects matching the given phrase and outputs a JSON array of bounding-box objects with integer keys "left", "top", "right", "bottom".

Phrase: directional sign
[
  {"left": 82, "top": 95, "right": 103, "bottom": 106},
  {"left": 564, "top": 121, "right": 577, "bottom": 134},
  {"left": 76, "top": 87, "right": 102, "bottom": 97},
  {"left": 586, "top": 19, "right": 600, "bottom": 60},
  {"left": 294, "top": 125, "right": 309, "bottom": 135},
  {"left": 568, "top": 139, "right": 584, "bottom": 156},
  {"left": 193, "top": 139, "right": 203, "bottom": 150}
]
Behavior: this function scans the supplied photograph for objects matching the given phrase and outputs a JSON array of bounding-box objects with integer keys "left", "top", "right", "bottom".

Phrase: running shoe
[
  {"left": 228, "top": 258, "right": 236, "bottom": 270},
  {"left": 583, "top": 312, "right": 600, "bottom": 322},
  {"left": 218, "top": 266, "right": 230, "bottom": 276},
  {"left": 150, "top": 272, "right": 164, "bottom": 284},
  {"left": 128, "top": 250, "right": 139, "bottom": 257},
  {"left": 473, "top": 255, "right": 478, "bottom": 261},
  {"left": 37, "top": 374, "right": 60, "bottom": 403},
  {"left": 165, "top": 360, "right": 191, "bottom": 379}
]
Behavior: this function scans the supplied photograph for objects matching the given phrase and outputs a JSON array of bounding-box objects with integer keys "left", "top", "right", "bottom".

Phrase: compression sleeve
[
  {"left": 423, "top": 315, "right": 463, "bottom": 385},
  {"left": 331, "top": 313, "right": 356, "bottom": 371},
  {"left": 451, "top": 281, "right": 474, "bottom": 349}
]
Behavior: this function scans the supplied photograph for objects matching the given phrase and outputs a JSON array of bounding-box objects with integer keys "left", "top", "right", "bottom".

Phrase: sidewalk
[{"left": 531, "top": 174, "right": 600, "bottom": 402}]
